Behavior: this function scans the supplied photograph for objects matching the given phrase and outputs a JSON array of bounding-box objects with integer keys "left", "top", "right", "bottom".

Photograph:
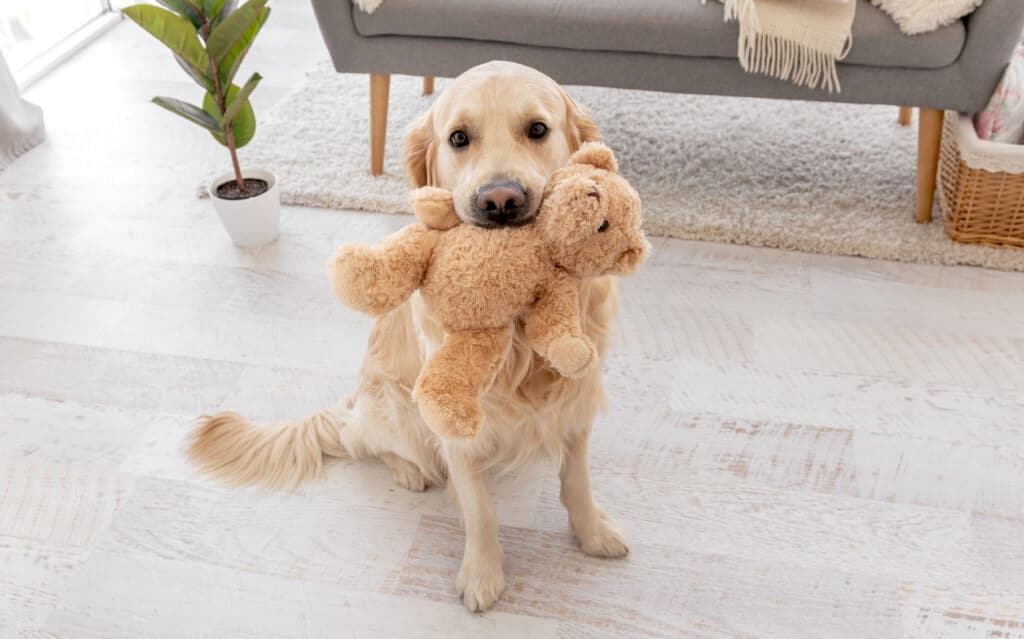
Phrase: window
[{"left": 1, "top": 0, "right": 112, "bottom": 84}]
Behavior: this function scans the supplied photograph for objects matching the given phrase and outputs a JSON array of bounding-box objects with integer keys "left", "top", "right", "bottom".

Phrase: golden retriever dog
[{"left": 190, "top": 60, "right": 628, "bottom": 612}]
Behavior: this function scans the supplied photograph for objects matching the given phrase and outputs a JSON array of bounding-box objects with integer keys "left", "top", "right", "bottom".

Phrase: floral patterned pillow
[{"left": 974, "top": 41, "right": 1024, "bottom": 143}]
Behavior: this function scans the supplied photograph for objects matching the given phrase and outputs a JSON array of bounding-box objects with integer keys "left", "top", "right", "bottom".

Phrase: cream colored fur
[
  {"left": 327, "top": 144, "right": 648, "bottom": 439},
  {"left": 188, "top": 61, "right": 627, "bottom": 612}
]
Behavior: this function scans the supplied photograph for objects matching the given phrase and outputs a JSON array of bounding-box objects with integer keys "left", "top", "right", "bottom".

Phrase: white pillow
[
  {"left": 870, "top": 0, "right": 984, "bottom": 35},
  {"left": 353, "top": 0, "right": 383, "bottom": 14}
]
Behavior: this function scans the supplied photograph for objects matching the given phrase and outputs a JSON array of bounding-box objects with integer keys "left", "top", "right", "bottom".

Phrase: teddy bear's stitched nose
[{"left": 475, "top": 181, "right": 527, "bottom": 223}]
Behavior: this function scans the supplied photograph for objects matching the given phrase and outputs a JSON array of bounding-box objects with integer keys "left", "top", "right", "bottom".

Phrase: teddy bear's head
[{"left": 537, "top": 143, "right": 649, "bottom": 278}]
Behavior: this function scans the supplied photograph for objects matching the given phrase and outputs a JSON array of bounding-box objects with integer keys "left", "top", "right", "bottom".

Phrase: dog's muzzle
[{"left": 470, "top": 180, "right": 533, "bottom": 227}]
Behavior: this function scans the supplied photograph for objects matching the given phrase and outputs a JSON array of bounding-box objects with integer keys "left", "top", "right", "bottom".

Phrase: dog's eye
[
  {"left": 449, "top": 130, "right": 470, "bottom": 148},
  {"left": 597, "top": 220, "right": 609, "bottom": 233},
  {"left": 527, "top": 122, "right": 548, "bottom": 140}
]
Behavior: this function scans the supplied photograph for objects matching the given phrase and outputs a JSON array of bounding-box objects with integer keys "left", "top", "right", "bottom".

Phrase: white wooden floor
[{"left": 3, "top": 4, "right": 1024, "bottom": 638}]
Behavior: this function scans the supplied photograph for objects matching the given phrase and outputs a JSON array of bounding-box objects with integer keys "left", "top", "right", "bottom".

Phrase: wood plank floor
[{"left": 2, "top": 4, "right": 1024, "bottom": 637}]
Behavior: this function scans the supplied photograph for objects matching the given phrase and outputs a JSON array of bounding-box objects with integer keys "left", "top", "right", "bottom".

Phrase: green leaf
[
  {"left": 203, "top": 85, "right": 256, "bottom": 148},
  {"left": 173, "top": 53, "right": 213, "bottom": 92},
  {"left": 122, "top": 5, "right": 207, "bottom": 74},
  {"left": 206, "top": 0, "right": 267, "bottom": 66},
  {"left": 198, "top": 0, "right": 235, "bottom": 39},
  {"left": 203, "top": 0, "right": 225, "bottom": 18},
  {"left": 154, "top": 0, "right": 203, "bottom": 28},
  {"left": 216, "top": 5, "right": 268, "bottom": 87},
  {"left": 152, "top": 96, "right": 222, "bottom": 133},
  {"left": 212, "top": 0, "right": 238, "bottom": 28},
  {"left": 220, "top": 72, "right": 261, "bottom": 127}
]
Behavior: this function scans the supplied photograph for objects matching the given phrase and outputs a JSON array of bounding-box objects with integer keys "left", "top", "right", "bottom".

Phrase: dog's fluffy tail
[{"left": 188, "top": 407, "right": 348, "bottom": 490}]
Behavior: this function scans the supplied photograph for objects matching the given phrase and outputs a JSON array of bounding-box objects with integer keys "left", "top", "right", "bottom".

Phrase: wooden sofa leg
[
  {"left": 916, "top": 108, "right": 944, "bottom": 223},
  {"left": 423, "top": 76, "right": 434, "bottom": 95},
  {"left": 370, "top": 73, "right": 390, "bottom": 176},
  {"left": 898, "top": 106, "right": 913, "bottom": 126}
]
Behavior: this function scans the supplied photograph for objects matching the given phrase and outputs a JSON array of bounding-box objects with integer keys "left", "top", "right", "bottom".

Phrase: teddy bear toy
[{"left": 328, "top": 142, "right": 649, "bottom": 439}]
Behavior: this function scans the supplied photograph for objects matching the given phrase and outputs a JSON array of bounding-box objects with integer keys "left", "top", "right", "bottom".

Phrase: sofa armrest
[
  {"left": 311, "top": 0, "right": 360, "bottom": 71},
  {"left": 959, "top": 0, "right": 1024, "bottom": 110}
]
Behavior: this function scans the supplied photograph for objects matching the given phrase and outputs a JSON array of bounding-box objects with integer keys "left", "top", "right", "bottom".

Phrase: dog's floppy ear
[
  {"left": 404, "top": 110, "right": 436, "bottom": 187},
  {"left": 561, "top": 89, "right": 601, "bottom": 151},
  {"left": 569, "top": 142, "right": 618, "bottom": 173}
]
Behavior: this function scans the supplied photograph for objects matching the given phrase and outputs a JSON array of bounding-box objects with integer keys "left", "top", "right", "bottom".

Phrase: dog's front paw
[
  {"left": 546, "top": 335, "right": 598, "bottom": 378},
  {"left": 576, "top": 510, "right": 629, "bottom": 559},
  {"left": 456, "top": 552, "right": 506, "bottom": 612}
]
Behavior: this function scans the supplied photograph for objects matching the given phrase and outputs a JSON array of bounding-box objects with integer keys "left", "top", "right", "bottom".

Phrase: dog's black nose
[{"left": 475, "top": 181, "right": 527, "bottom": 224}]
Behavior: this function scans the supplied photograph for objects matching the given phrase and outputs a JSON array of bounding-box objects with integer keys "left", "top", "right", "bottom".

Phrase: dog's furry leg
[
  {"left": 380, "top": 452, "right": 430, "bottom": 492},
  {"left": 446, "top": 445, "right": 506, "bottom": 612},
  {"left": 559, "top": 431, "right": 628, "bottom": 558}
]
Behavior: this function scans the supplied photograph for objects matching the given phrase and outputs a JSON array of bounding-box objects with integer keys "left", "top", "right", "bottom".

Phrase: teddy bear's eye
[
  {"left": 449, "top": 130, "right": 470, "bottom": 148},
  {"left": 597, "top": 220, "right": 609, "bottom": 233}
]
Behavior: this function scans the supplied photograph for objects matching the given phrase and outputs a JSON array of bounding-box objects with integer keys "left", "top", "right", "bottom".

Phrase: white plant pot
[{"left": 209, "top": 169, "right": 280, "bottom": 247}]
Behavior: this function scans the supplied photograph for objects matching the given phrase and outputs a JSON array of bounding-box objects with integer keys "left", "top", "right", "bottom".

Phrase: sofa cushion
[{"left": 352, "top": 0, "right": 966, "bottom": 70}]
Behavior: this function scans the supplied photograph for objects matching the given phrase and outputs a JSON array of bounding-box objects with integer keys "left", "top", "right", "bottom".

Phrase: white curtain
[{"left": 0, "top": 51, "right": 44, "bottom": 171}]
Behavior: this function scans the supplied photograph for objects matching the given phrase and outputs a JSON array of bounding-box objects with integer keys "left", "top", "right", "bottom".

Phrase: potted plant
[{"left": 123, "top": 0, "right": 278, "bottom": 247}]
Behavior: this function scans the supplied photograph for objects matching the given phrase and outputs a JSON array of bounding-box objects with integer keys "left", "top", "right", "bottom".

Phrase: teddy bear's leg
[
  {"left": 328, "top": 224, "right": 438, "bottom": 316},
  {"left": 524, "top": 272, "right": 598, "bottom": 379},
  {"left": 413, "top": 326, "right": 513, "bottom": 438}
]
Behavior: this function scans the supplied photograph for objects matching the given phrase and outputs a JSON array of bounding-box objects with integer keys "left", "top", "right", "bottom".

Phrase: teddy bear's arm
[
  {"left": 328, "top": 223, "right": 439, "bottom": 316},
  {"left": 524, "top": 270, "right": 598, "bottom": 379},
  {"left": 410, "top": 186, "right": 461, "bottom": 231}
]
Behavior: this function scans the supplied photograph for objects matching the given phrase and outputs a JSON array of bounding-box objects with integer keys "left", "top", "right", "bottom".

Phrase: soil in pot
[{"left": 216, "top": 178, "right": 270, "bottom": 200}]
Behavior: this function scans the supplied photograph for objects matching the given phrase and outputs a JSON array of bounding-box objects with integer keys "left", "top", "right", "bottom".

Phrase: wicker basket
[{"left": 938, "top": 112, "right": 1024, "bottom": 248}]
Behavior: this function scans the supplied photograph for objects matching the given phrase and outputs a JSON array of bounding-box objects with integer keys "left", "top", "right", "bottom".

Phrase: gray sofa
[{"left": 311, "top": 0, "right": 1024, "bottom": 222}]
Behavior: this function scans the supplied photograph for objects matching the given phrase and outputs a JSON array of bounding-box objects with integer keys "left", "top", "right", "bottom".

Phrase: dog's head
[
  {"left": 404, "top": 61, "right": 601, "bottom": 229},
  {"left": 538, "top": 143, "right": 649, "bottom": 278}
]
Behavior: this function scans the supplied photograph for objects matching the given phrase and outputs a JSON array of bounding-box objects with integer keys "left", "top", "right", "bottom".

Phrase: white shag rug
[{"left": 236, "top": 62, "right": 1024, "bottom": 272}]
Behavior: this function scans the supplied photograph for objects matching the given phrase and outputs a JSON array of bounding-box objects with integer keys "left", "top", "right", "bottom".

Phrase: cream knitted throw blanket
[{"left": 721, "top": 0, "right": 855, "bottom": 93}]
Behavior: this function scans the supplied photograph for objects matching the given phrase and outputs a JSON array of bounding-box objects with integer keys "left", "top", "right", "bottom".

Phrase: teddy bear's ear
[
  {"left": 409, "top": 186, "right": 460, "bottom": 230},
  {"left": 569, "top": 142, "right": 618, "bottom": 173}
]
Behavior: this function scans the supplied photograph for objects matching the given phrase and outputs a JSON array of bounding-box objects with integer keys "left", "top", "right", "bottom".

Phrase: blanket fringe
[
  {"left": 738, "top": 29, "right": 849, "bottom": 93},
  {"left": 722, "top": 0, "right": 760, "bottom": 29},
  {"left": 721, "top": 0, "right": 852, "bottom": 93}
]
